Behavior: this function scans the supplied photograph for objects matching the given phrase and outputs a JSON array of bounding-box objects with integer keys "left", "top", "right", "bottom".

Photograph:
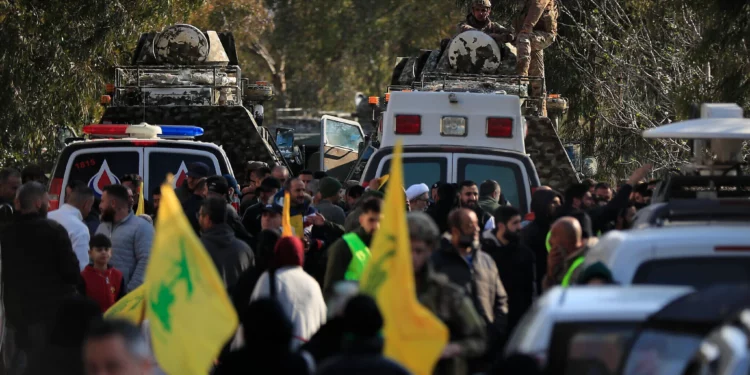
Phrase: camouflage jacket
[
  {"left": 515, "top": 0, "right": 558, "bottom": 35},
  {"left": 417, "top": 263, "right": 486, "bottom": 375},
  {"left": 457, "top": 14, "right": 511, "bottom": 36}
]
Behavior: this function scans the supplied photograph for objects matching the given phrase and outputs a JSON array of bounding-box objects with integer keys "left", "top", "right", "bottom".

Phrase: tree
[{"left": 0, "top": 0, "right": 204, "bottom": 167}]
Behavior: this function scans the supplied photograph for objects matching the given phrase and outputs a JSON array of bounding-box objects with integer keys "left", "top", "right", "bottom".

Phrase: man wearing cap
[
  {"left": 242, "top": 177, "right": 282, "bottom": 237},
  {"left": 315, "top": 177, "right": 346, "bottom": 226},
  {"left": 206, "top": 175, "right": 254, "bottom": 247},
  {"left": 176, "top": 162, "right": 210, "bottom": 203},
  {"left": 457, "top": 0, "right": 514, "bottom": 45},
  {"left": 406, "top": 183, "right": 431, "bottom": 212}
]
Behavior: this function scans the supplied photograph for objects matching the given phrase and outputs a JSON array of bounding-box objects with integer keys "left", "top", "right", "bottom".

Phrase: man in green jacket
[
  {"left": 323, "top": 198, "right": 382, "bottom": 300},
  {"left": 478, "top": 180, "right": 502, "bottom": 218}
]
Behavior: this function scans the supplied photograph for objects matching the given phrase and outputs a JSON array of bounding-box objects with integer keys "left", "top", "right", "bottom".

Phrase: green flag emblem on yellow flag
[
  {"left": 144, "top": 179, "right": 239, "bottom": 375},
  {"left": 104, "top": 284, "right": 145, "bottom": 325},
  {"left": 360, "top": 140, "right": 449, "bottom": 375}
]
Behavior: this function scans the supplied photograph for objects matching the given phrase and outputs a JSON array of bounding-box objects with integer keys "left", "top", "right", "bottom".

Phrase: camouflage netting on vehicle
[
  {"left": 525, "top": 116, "right": 579, "bottom": 191},
  {"left": 100, "top": 106, "right": 284, "bottom": 182},
  {"left": 420, "top": 81, "right": 528, "bottom": 96}
]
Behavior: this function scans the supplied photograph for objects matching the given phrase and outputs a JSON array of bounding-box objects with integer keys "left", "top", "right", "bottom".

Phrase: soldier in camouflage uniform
[
  {"left": 409, "top": 212, "right": 486, "bottom": 375},
  {"left": 514, "top": 0, "right": 558, "bottom": 116},
  {"left": 457, "top": 0, "right": 514, "bottom": 45}
]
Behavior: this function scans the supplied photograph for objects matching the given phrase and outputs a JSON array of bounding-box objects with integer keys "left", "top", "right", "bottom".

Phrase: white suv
[{"left": 505, "top": 285, "right": 692, "bottom": 372}]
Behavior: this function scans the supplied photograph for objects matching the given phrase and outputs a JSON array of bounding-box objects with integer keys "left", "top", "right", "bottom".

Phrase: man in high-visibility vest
[
  {"left": 543, "top": 216, "right": 584, "bottom": 291},
  {"left": 322, "top": 198, "right": 383, "bottom": 300}
]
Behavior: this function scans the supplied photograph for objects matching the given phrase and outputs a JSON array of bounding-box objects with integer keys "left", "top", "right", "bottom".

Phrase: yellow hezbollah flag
[
  {"left": 360, "top": 140, "right": 449, "bottom": 375},
  {"left": 282, "top": 191, "right": 293, "bottom": 237},
  {"left": 143, "top": 178, "right": 239, "bottom": 375},
  {"left": 135, "top": 181, "right": 145, "bottom": 216},
  {"left": 104, "top": 285, "right": 145, "bottom": 325}
]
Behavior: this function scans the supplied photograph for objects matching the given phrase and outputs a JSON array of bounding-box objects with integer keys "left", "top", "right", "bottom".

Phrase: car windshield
[
  {"left": 324, "top": 118, "right": 363, "bottom": 150},
  {"left": 633, "top": 257, "right": 750, "bottom": 288},
  {"left": 547, "top": 322, "right": 639, "bottom": 375},
  {"left": 622, "top": 329, "right": 703, "bottom": 375}
]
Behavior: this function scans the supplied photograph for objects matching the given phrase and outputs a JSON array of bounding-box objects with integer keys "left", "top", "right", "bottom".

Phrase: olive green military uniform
[
  {"left": 417, "top": 263, "right": 486, "bottom": 375},
  {"left": 514, "top": 0, "right": 558, "bottom": 116}
]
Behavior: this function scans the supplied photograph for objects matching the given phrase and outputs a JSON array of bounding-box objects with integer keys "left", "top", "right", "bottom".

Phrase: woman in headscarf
[{"left": 251, "top": 236, "right": 327, "bottom": 349}]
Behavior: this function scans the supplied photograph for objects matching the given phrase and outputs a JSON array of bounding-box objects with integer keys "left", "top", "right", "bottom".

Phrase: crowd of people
[{"left": 0, "top": 160, "right": 653, "bottom": 374}]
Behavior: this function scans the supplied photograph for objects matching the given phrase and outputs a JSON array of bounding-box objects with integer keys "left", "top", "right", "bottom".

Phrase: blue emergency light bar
[{"left": 158, "top": 125, "right": 204, "bottom": 137}]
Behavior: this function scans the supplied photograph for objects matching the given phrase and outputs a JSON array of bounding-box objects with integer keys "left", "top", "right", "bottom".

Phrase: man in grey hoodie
[{"left": 96, "top": 184, "right": 154, "bottom": 292}]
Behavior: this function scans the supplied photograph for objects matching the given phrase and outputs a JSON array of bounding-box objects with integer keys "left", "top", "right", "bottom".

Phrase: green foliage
[{"left": 0, "top": 0, "right": 205, "bottom": 168}]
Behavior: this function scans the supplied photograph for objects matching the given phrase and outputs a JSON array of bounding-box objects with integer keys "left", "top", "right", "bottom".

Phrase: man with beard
[
  {"left": 458, "top": 181, "right": 495, "bottom": 231},
  {"left": 1, "top": 182, "right": 80, "bottom": 373},
  {"left": 242, "top": 177, "right": 282, "bottom": 237},
  {"left": 481, "top": 206, "right": 535, "bottom": 336},
  {"left": 557, "top": 165, "right": 651, "bottom": 235},
  {"left": 433, "top": 208, "right": 508, "bottom": 367},
  {"left": 96, "top": 184, "right": 154, "bottom": 292}
]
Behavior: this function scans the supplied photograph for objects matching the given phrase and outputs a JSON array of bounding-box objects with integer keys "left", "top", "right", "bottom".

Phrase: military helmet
[{"left": 472, "top": 0, "right": 492, "bottom": 7}]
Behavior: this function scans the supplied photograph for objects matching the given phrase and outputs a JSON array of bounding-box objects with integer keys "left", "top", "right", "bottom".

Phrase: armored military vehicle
[
  {"left": 382, "top": 30, "right": 579, "bottom": 190},
  {"left": 97, "top": 23, "right": 288, "bottom": 182}
]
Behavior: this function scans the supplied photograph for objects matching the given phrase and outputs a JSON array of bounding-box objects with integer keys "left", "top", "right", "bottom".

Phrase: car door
[
  {"left": 63, "top": 146, "right": 144, "bottom": 201},
  {"left": 319, "top": 115, "right": 365, "bottom": 181},
  {"left": 143, "top": 147, "right": 221, "bottom": 200}
]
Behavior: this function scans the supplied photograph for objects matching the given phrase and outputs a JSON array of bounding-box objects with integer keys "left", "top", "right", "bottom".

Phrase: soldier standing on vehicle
[
  {"left": 514, "top": 0, "right": 558, "bottom": 116},
  {"left": 457, "top": 0, "right": 514, "bottom": 45}
]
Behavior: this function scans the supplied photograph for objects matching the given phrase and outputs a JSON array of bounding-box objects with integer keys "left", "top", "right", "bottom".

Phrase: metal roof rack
[
  {"left": 651, "top": 174, "right": 750, "bottom": 203},
  {"left": 645, "top": 198, "right": 750, "bottom": 226}
]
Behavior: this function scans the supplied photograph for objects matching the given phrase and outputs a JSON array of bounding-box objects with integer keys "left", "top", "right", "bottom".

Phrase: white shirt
[
  {"left": 47, "top": 204, "right": 90, "bottom": 271},
  {"left": 251, "top": 266, "right": 327, "bottom": 349}
]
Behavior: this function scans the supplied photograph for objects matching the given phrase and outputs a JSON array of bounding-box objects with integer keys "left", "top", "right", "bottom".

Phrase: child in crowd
[{"left": 80, "top": 234, "right": 126, "bottom": 312}]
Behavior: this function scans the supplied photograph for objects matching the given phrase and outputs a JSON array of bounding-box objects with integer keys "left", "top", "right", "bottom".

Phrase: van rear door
[
  {"left": 319, "top": 115, "right": 365, "bottom": 180},
  {"left": 453, "top": 153, "right": 533, "bottom": 213},
  {"left": 374, "top": 153, "right": 452, "bottom": 189}
]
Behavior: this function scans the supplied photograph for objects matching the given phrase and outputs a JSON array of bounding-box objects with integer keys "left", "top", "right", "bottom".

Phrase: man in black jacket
[
  {"left": 481, "top": 206, "right": 535, "bottom": 336},
  {"left": 521, "top": 188, "right": 562, "bottom": 293},
  {"left": 206, "top": 175, "right": 254, "bottom": 246},
  {"left": 432, "top": 208, "right": 508, "bottom": 357},
  {"left": 557, "top": 164, "right": 651, "bottom": 236},
  {"left": 1, "top": 182, "right": 81, "bottom": 373},
  {"left": 199, "top": 197, "right": 254, "bottom": 290},
  {"left": 241, "top": 177, "right": 281, "bottom": 237}
]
